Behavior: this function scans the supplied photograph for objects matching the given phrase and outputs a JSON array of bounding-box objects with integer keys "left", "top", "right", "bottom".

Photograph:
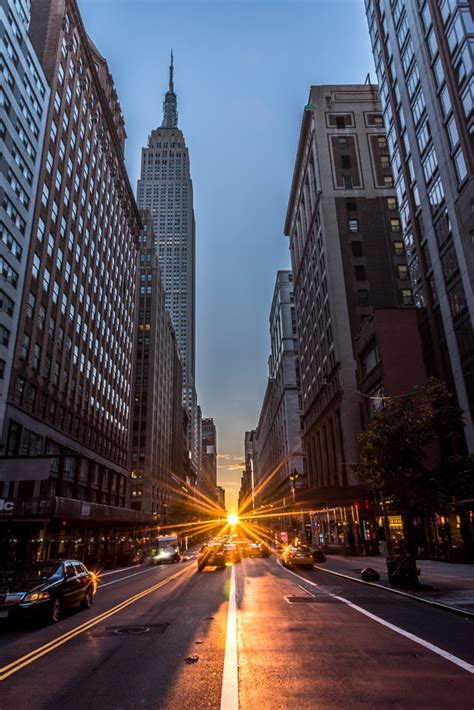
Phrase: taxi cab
[{"left": 281, "top": 545, "right": 314, "bottom": 570}]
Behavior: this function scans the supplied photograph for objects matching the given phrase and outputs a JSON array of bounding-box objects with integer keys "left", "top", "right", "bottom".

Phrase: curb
[{"left": 312, "top": 564, "right": 474, "bottom": 620}]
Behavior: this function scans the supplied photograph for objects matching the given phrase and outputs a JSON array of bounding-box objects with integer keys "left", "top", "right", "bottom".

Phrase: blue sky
[{"left": 78, "top": 0, "right": 375, "bottom": 511}]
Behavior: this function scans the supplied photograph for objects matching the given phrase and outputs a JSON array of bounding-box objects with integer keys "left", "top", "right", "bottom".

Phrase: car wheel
[
  {"left": 48, "top": 597, "right": 62, "bottom": 624},
  {"left": 80, "top": 588, "right": 94, "bottom": 610}
]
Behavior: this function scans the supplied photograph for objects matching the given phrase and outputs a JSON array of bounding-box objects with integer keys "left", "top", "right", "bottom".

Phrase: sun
[{"left": 227, "top": 513, "right": 239, "bottom": 526}]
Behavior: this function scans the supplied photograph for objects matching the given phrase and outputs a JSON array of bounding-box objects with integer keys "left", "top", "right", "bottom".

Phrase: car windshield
[
  {"left": 15, "top": 563, "right": 63, "bottom": 583},
  {"left": 161, "top": 547, "right": 176, "bottom": 554},
  {"left": 295, "top": 547, "right": 310, "bottom": 553}
]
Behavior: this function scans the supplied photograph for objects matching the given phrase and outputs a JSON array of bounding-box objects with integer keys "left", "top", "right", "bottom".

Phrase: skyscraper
[
  {"left": 0, "top": 0, "right": 144, "bottom": 565},
  {"left": 0, "top": 0, "right": 50, "bottom": 446},
  {"left": 129, "top": 210, "right": 184, "bottom": 518},
  {"left": 284, "top": 84, "right": 416, "bottom": 553},
  {"left": 364, "top": 0, "right": 473, "bottom": 451},
  {"left": 136, "top": 53, "right": 198, "bottom": 473},
  {"left": 252, "top": 271, "right": 304, "bottom": 513},
  {"left": 201, "top": 417, "right": 217, "bottom": 502}
]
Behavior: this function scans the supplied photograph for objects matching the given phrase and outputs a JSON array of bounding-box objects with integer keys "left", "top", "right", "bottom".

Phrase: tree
[{"left": 355, "top": 378, "right": 472, "bottom": 585}]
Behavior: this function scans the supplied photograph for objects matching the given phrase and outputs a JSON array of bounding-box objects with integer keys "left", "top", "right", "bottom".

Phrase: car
[
  {"left": 248, "top": 542, "right": 271, "bottom": 558},
  {"left": 248, "top": 542, "right": 265, "bottom": 558},
  {"left": 235, "top": 540, "right": 250, "bottom": 558},
  {"left": 281, "top": 545, "right": 314, "bottom": 570},
  {"left": 0, "top": 559, "right": 97, "bottom": 625},
  {"left": 223, "top": 543, "right": 241, "bottom": 563},
  {"left": 197, "top": 543, "right": 226, "bottom": 571},
  {"left": 152, "top": 546, "right": 181, "bottom": 565}
]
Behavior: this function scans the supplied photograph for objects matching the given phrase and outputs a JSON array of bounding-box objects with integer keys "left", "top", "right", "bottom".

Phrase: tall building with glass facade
[
  {"left": 0, "top": 0, "right": 49, "bottom": 446},
  {"left": 364, "top": 0, "right": 474, "bottom": 451},
  {"left": 136, "top": 54, "right": 199, "bottom": 474}
]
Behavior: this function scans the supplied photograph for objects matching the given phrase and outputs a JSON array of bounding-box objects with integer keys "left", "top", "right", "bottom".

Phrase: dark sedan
[
  {"left": 223, "top": 543, "right": 241, "bottom": 564},
  {"left": 248, "top": 542, "right": 271, "bottom": 558},
  {"left": 0, "top": 559, "right": 97, "bottom": 624},
  {"left": 197, "top": 543, "right": 226, "bottom": 571}
]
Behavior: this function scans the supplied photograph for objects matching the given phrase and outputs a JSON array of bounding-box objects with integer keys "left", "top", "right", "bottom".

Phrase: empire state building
[{"left": 136, "top": 53, "right": 197, "bottom": 464}]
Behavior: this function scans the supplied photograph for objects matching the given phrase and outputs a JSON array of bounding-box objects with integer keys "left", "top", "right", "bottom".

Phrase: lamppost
[
  {"left": 289, "top": 468, "right": 299, "bottom": 502},
  {"left": 289, "top": 468, "right": 300, "bottom": 543}
]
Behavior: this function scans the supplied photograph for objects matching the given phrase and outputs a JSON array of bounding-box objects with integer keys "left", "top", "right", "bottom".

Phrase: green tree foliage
[{"left": 355, "top": 378, "right": 472, "bottom": 582}]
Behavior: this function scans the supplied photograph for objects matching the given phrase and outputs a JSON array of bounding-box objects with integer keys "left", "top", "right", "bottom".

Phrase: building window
[
  {"left": 351, "top": 241, "right": 363, "bottom": 257},
  {"left": 14, "top": 376, "right": 25, "bottom": 404},
  {"left": 357, "top": 289, "right": 370, "bottom": 306},
  {"left": 341, "top": 155, "right": 351, "bottom": 169},
  {"left": 448, "top": 283, "right": 467, "bottom": 318},
  {"left": 344, "top": 175, "right": 353, "bottom": 189},
  {"left": 354, "top": 265, "right": 366, "bottom": 281},
  {"left": 398, "top": 265, "right": 409, "bottom": 280},
  {"left": 0, "top": 324, "right": 10, "bottom": 347},
  {"left": 393, "top": 241, "right": 405, "bottom": 256},
  {"left": 348, "top": 218, "right": 359, "bottom": 233},
  {"left": 0, "top": 289, "right": 14, "bottom": 317},
  {"left": 401, "top": 289, "right": 413, "bottom": 305}
]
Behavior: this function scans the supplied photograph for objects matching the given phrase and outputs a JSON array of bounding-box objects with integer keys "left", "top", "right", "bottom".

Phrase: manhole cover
[
  {"left": 91, "top": 623, "right": 169, "bottom": 639},
  {"left": 114, "top": 625, "right": 150, "bottom": 635}
]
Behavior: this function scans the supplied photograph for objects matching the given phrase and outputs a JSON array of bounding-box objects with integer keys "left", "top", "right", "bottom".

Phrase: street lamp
[{"left": 289, "top": 468, "right": 299, "bottom": 503}]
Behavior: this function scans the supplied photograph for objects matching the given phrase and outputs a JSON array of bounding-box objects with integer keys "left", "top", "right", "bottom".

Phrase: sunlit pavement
[{"left": 0, "top": 556, "right": 473, "bottom": 709}]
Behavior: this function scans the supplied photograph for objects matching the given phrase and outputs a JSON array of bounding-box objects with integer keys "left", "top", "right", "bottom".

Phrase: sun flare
[{"left": 227, "top": 513, "right": 239, "bottom": 526}]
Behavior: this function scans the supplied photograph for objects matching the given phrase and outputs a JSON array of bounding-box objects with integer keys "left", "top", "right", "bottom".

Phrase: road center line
[
  {"left": 279, "top": 563, "right": 474, "bottom": 675},
  {"left": 100, "top": 566, "right": 159, "bottom": 588},
  {"left": 0, "top": 563, "right": 193, "bottom": 682},
  {"left": 220, "top": 565, "right": 238, "bottom": 710}
]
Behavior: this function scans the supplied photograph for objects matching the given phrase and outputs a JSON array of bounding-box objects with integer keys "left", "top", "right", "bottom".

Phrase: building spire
[
  {"left": 169, "top": 50, "right": 174, "bottom": 92},
  {"left": 162, "top": 49, "right": 178, "bottom": 128}
]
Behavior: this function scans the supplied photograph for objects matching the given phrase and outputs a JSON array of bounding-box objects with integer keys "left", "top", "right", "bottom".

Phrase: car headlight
[{"left": 23, "top": 591, "right": 50, "bottom": 603}]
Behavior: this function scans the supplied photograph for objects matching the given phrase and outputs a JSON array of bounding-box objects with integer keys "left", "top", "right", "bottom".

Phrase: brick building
[
  {"left": 0, "top": 0, "right": 147, "bottom": 566},
  {"left": 284, "top": 85, "right": 418, "bottom": 553}
]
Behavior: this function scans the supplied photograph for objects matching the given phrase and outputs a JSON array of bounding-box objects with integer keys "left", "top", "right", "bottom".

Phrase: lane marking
[
  {"left": 220, "top": 565, "right": 238, "bottom": 710},
  {"left": 98, "top": 567, "right": 138, "bottom": 577},
  {"left": 312, "top": 564, "right": 474, "bottom": 619},
  {"left": 100, "top": 566, "right": 160, "bottom": 588},
  {"left": 278, "top": 562, "right": 474, "bottom": 675},
  {"left": 0, "top": 563, "right": 193, "bottom": 682}
]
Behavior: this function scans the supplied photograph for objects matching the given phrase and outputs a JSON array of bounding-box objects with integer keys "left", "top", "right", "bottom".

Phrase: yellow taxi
[{"left": 281, "top": 544, "right": 314, "bottom": 570}]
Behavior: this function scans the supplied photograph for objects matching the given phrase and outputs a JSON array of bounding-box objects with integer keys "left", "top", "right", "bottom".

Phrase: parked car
[
  {"left": 281, "top": 545, "right": 314, "bottom": 570},
  {"left": 0, "top": 560, "right": 97, "bottom": 625},
  {"left": 197, "top": 543, "right": 226, "bottom": 571}
]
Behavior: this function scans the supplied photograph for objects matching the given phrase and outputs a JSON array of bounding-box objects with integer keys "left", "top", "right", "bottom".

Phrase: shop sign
[{"left": 0, "top": 498, "right": 15, "bottom": 514}]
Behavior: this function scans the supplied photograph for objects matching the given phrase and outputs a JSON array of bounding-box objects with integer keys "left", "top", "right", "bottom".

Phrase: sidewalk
[{"left": 315, "top": 554, "right": 474, "bottom": 615}]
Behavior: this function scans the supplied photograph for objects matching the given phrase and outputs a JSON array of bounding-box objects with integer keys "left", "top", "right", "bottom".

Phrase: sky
[{"left": 78, "top": 0, "right": 375, "bottom": 512}]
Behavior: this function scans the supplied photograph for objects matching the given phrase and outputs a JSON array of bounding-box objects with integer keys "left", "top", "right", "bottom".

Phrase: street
[{"left": 1, "top": 554, "right": 473, "bottom": 709}]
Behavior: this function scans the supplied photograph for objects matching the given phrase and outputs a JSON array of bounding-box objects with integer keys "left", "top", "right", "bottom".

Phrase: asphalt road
[{"left": 0, "top": 554, "right": 473, "bottom": 709}]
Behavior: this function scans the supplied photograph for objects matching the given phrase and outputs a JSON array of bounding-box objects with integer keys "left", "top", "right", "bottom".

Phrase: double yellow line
[{"left": 0, "top": 563, "right": 191, "bottom": 682}]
